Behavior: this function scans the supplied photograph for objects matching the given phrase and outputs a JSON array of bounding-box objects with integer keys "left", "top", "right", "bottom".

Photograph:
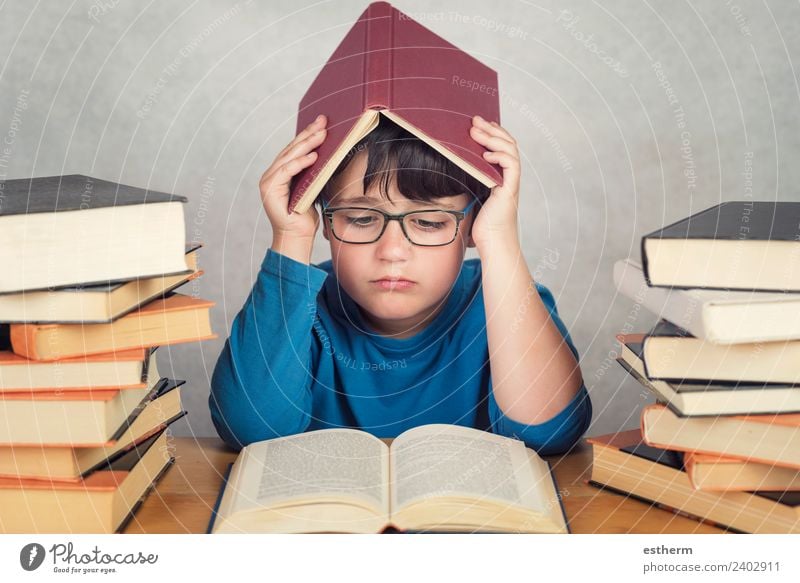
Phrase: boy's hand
[
  {"left": 260, "top": 114, "right": 328, "bottom": 241},
  {"left": 468, "top": 115, "right": 521, "bottom": 249}
]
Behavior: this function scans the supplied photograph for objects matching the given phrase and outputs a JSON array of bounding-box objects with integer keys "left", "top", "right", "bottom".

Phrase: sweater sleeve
[
  {"left": 487, "top": 282, "right": 592, "bottom": 455},
  {"left": 208, "top": 248, "right": 328, "bottom": 451}
]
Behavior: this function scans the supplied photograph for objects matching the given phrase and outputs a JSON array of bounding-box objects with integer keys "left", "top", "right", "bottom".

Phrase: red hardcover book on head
[{"left": 288, "top": 1, "right": 502, "bottom": 214}]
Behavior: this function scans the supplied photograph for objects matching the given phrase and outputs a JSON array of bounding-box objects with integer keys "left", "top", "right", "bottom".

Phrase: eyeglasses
[{"left": 321, "top": 198, "right": 479, "bottom": 246}]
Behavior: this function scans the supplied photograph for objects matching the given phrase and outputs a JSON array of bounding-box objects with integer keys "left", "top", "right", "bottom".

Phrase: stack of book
[
  {"left": 590, "top": 201, "right": 800, "bottom": 533},
  {"left": 0, "top": 174, "right": 216, "bottom": 533}
]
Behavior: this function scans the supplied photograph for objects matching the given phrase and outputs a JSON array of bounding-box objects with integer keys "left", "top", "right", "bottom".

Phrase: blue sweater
[{"left": 209, "top": 248, "right": 592, "bottom": 455}]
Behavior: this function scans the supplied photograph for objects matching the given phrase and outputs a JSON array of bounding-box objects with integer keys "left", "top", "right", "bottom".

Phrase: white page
[
  {"left": 229, "top": 429, "right": 389, "bottom": 516},
  {"left": 390, "top": 424, "right": 548, "bottom": 513}
]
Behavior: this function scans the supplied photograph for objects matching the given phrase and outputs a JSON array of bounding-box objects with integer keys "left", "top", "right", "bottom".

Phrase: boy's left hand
[{"left": 468, "top": 115, "right": 521, "bottom": 248}]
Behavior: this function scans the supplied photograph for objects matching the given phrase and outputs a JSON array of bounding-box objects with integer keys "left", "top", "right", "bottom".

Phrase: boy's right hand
[{"left": 259, "top": 114, "right": 328, "bottom": 241}]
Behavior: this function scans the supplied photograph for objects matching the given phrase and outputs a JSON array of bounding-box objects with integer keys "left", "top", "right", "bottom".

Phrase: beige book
[
  {"left": 589, "top": 429, "right": 800, "bottom": 534},
  {"left": 614, "top": 257, "right": 800, "bottom": 344},
  {"left": 685, "top": 452, "right": 800, "bottom": 492},
  {"left": 0, "top": 346, "right": 156, "bottom": 393},
  {"left": 10, "top": 293, "right": 216, "bottom": 361},
  {"left": 210, "top": 424, "right": 568, "bottom": 534},
  {"left": 0, "top": 244, "right": 202, "bottom": 324},
  {"left": 641, "top": 404, "right": 800, "bottom": 470},
  {"left": 0, "top": 430, "right": 174, "bottom": 533},
  {"left": 0, "top": 379, "right": 184, "bottom": 481}
]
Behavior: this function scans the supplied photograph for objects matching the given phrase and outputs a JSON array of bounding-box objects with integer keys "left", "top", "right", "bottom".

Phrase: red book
[{"left": 288, "top": 1, "right": 502, "bottom": 214}]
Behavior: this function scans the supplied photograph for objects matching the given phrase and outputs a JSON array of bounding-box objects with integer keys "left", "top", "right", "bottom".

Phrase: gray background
[{"left": 1, "top": 0, "right": 797, "bottom": 440}]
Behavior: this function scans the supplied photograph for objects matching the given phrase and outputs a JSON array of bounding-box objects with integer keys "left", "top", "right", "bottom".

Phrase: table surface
[{"left": 122, "top": 436, "right": 725, "bottom": 534}]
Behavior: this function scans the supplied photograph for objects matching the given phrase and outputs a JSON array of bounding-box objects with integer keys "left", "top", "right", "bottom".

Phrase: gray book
[
  {"left": 0, "top": 174, "right": 189, "bottom": 293},
  {"left": 641, "top": 201, "right": 800, "bottom": 292}
]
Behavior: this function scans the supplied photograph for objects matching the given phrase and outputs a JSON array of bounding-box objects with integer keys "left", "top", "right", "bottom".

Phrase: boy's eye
[
  {"left": 409, "top": 217, "right": 447, "bottom": 230},
  {"left": 343, "top": 212, "right": 379, "bottom": 227}
]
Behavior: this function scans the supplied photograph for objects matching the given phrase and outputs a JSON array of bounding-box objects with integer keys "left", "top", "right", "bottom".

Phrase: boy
[{"left": 209, "top": 113, "right": 591, "bottom": 455}]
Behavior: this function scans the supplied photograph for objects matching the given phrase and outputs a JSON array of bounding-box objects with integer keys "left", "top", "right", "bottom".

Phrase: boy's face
[{"left": 322, "top": 151, "right": 477, "bottom": 340}]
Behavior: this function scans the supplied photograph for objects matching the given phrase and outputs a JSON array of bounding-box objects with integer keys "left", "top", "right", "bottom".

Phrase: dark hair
[{"left": 314, "top": 114, "right": 491, "bottom": 211}]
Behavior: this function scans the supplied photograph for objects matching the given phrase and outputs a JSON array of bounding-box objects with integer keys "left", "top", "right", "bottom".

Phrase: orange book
[
  {"left": 684, "top": 451, "right": 800, "bottom": 492},
  {"left": 0, "top": 379, "right": 184, "bottom": 481},
  {"left": 0, "top": 347, "right": 153, "bottom": 392},
  {"left": 0, "top": 429, "right": 173, "bottom": 533},
  {"left": 0, "top": 373, "right": 170, "bottom": 446},
  {"left": 10, "top": 293, "right": 216, "bottom": 361}
]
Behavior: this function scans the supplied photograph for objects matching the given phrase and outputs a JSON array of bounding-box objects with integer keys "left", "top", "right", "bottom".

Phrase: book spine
[
  {"left": 8, "top": 324, "right": 40, "bottom": 360},
  {"left": 207, "top": 463, "right": 234, "bottom": 534},
  {"left": 364, "top": 1, "right": 392, "bottom": 109},
  {"left": 116, "top": 456, "right": 175, "bottom": 534}
]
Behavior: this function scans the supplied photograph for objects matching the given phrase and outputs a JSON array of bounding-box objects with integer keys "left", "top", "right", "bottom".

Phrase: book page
[
  {"left": 389, "top": 424, "right": 549, "bottom": 513},
  {"left": 225, "top": 429, "right": 389, "bottom": 517}
]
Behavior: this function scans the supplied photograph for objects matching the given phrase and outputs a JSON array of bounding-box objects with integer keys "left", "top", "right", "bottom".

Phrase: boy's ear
[
  {"left": 466, "top": 215, "right": 476, "bottom": 248},
  {"left": 321, "top": 214, "right": 330, "bottom": 241}
]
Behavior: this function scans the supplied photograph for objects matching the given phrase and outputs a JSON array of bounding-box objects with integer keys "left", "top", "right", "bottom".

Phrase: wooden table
[{"left": 122, "top": 437, "right": 725, "bottom": 534}]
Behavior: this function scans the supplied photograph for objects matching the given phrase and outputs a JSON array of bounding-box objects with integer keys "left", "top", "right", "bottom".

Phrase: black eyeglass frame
[{"left": 320, "top": 198, "right": 479, "bottom": 247}]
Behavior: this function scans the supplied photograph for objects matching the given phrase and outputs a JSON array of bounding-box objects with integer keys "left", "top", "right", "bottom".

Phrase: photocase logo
[{"left": 20, "top": 543, "right": 46, "bottom": 571}]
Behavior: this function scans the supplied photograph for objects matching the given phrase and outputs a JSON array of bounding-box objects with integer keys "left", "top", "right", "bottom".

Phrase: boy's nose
[{"left": 375, "top": 219, "right": 412, "bottom": 258}]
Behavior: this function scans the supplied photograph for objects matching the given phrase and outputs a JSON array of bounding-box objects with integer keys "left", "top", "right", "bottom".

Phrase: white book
[
  {"left": 613, "top": 258, "right": 800, "bottom": 344},
  {"left": 209, "top": 424, "right": 569, "bottom": 534}
]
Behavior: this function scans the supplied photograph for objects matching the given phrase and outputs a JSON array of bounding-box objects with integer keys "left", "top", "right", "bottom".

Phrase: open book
[{"left": 208, "top": 424, "right": 568, "bottom": 534}]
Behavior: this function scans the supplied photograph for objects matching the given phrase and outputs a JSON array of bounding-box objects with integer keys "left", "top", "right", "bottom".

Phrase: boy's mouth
[{"left": 371, "top": 277, "right": 416, "bottom": 291}]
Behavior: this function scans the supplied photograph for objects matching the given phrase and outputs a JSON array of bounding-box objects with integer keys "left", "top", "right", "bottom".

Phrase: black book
[
  {"left": 0, "top": 174, "right": 190, "bottom": 293},
  {"left": 616, "top": 351, "right": 800, "bottom": 417},
  {"left": 641, "top": 201, "right": 800, "bottom": 291},
  {"left": 640, "top": 319, "right": 800, "bottom": 384}
]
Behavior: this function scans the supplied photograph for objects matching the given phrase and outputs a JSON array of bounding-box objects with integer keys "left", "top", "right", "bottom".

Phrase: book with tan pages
[
  {"left": 641, "top": 403, "right": 800, "bottom": 470},
  {"left": 9, "top": 293, "right": 216, "bottom": 361},
  {"left": 0, "top": 174, "right": 190, "bottom": 293},
  {"left": 641, "top": 320, "right": 800, "bottom": 384},
  {"left": 0, "top": 243, "right": 203, "bottom": 323},
  {"left": 684, "top": 452, "right": 800, "bottom": 492},
  {"left": 641, "top": 201, "right": 800, "bottom": 292},
  {"left": 0, "top": 378, "right": 185, "bottom": 481},
  {"left": 615, "top": 333, "right": 800, "bottom": 417},
  {"left": 0, "top": 429, "right": 174, "bottom": 533},
  {"left": 588, "top": 429, "right": 800, "bottom": 533},
  {"left": 288, "top": 1, "right": 502, "bottom": 214},
  {"left": 613, "top": 257, "right": 800, "bottom": 344},
  {"left": 208, "top": 424, "right": 568, "bottom": 534},
  {"left": 0, "top": 372, "right": 176, "bottom": 446},
  {"left": 0, "top": 346, "right": 155, "bottom": 392}
]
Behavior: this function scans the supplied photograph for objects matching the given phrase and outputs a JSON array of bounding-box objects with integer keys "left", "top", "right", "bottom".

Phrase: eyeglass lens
[{"left": 330, "top": 209, "right": 460, "bottom": 245}]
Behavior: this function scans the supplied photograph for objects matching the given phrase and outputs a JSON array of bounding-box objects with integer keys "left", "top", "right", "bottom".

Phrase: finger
[
  {"left": 488, "top": 121, "right": 517, "bottom": 145},
  {"left": 262, "top": 151, "right": 318, "bottom": 192},
  {"left": 264, "top": 128, "right": 326, "bottom": 184},
  {"left": 472, "top": 115, "right": 515, "bottom": 143},
  {"left": 483, "top": 151, "right": 520, "bottom": 193},
  {"left": 470, "top": 126, "right": 518, "bottom": 156},
  {"left": 274, "top": 127, "right": 327, "bottom": 169},
  {"left": 278, "top": 114, "right": 327, "bottom": 158}
]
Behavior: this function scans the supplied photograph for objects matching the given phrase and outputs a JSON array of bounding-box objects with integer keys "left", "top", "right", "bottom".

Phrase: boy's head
[{"left": 314, "top": 115, "right": 491, "bottom": 340}]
